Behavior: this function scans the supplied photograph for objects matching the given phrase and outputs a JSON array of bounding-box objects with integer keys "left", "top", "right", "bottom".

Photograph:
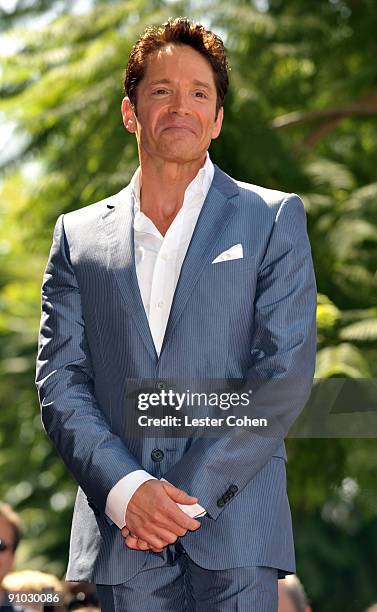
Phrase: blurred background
[{"left": 0, "top": 0, "right": 376, "bottom": 610}]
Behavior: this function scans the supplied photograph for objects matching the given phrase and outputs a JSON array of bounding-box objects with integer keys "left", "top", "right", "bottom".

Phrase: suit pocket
[
  {"left": 211, "top": 255, "right": 257, "bottom": 270},
  {"left": 271, "top": 452, "right": 288, "bottom": 463}
]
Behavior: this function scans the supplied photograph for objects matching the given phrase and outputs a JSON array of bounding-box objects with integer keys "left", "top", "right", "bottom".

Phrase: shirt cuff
[
  {"left": 105, "top": 470, "right": 157, "bottom": 529},
  {"left": 160, "top": 478, "right": 207, "bottom": 518}
]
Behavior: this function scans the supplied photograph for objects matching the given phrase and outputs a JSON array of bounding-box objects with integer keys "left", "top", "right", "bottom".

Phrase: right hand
[{"left": 122, "top": 480, "right": 201, "bottom": 551}]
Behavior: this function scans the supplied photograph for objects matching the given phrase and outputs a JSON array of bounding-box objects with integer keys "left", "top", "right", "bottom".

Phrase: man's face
[
  {"left": 0, "top": 516, "right": 15, "bottom": 585},
  {"left": 122, "top": 43, "right": 223, "bottom": 164}
]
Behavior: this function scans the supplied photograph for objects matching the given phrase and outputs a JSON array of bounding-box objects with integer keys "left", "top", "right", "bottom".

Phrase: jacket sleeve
[
  {"left": 35, "top": 214, "right": 143, "bottom": 515},
  {"left": 162, "top": 194, "right": 317, "bottom": 520}
]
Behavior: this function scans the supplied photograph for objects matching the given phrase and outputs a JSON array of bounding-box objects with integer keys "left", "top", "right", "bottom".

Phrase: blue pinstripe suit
[{"left": 35, "top": 165, "right": 316, "bottom": 590}]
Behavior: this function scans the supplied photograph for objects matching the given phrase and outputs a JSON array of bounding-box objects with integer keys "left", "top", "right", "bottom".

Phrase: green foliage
[{"left": 1, "top": 1, "right": 376, "bottom": 609}]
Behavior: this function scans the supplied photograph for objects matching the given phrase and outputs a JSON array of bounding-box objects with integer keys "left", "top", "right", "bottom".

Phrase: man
[
  {"left": 36, "top": 17, "right": 317, "bottom": 611},
  {"left": 0, "top": 502, "right": 22, "bottom": 611}
]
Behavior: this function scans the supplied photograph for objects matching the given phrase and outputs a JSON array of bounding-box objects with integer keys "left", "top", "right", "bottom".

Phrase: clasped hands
[{"left": 121, "top": 480, "right": 201, "bottom": 553}]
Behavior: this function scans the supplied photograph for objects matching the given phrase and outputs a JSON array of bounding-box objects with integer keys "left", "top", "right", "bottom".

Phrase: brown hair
[
  {"left": 124, "top": 17, "right": 229, "bottom": 116},
  {"left": 0, "top": 502, "right": 22, "bottom": 552}
]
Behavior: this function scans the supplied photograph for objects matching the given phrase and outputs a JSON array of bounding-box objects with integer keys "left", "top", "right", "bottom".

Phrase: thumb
[{"left": 163, "top": 483, "right": 198, "bottom": 504}]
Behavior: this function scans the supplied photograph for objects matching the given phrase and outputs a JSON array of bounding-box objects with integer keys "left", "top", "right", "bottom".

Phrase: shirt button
[
  {"left": 157, "top": 300, "right": 164, "bottom": 309},
  {"left": 160, "top": 253, "right": 169, "bottom": 261},
  {"left": 151, "top": 449, "right": 164, "bottom": 462}
]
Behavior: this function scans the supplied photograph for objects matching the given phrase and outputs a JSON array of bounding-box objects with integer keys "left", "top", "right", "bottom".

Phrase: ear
[
  {"left": 211, "top": 106, "right": 224, "bottom": 140},
  {"left": 121, "top": 96, "right": 136, "bottom": 132}
]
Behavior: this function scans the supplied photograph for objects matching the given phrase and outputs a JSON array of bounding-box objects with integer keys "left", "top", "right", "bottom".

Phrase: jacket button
[
  {"left": 229, "top": 485, "right": 238, "bottom": 494},
  {"left": 155, "top": 381, "right": 165, "bottom": 390},
  {"left": 151, "top": 448, "right": 164, "bottom": 462},
  {"left": 217, "top": 498, "right": 225, "bottom": 508}
]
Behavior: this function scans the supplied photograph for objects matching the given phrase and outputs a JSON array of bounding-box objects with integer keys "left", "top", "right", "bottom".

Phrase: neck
[{"left": 138, "top": 154, "right": 207, "bottom": 227}]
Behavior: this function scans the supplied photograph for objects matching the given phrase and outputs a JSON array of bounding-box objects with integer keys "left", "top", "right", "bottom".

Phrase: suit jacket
[{"left": 35, "top": 165, "right": 317, "bottom": 584}]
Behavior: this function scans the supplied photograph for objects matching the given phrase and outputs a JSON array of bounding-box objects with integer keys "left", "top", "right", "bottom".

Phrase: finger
[
  {"left": 127, "top": 537, "right": 164, "bottom": 553},
  {"left": 159, "top": 501, "right": 202, "bottom": 532},
  {"left": 152, "top": 517, "right": 189, "bottom": 538},
  {"left": 163, "top": 483, "right": 198, "bottom": 505},
  {"left": 137, "top": 529, "right": 177, "bottom": 550},
  {"left": 135, "top": 538, "right": 149, "bottom": 550},
  {"left": 124, "top": 534, "right": 139, "bottom": 550},
  {"left": 125, "top": 534, "right": 138, "bottom": 544},
  {"left": 121, "top": 527, "right": 130, "bottom": 537},
  {"left": 151, "top": 527, "right": 179, "bottom": 545},
  {"left": 125, "top": 533, "right": 164, "bottom": 552},
  {"left": 152, "top": 514, "right": 199, "bottom": 537}
]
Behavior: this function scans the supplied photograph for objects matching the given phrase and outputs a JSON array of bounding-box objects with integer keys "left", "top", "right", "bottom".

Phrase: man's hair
[
  {"left": 0, "top": 502, "right": 22, "bottom": 552},
  {"left": 124, "top": 17, "right": 229, "bottom": 116},
  {"left": 281, "top": 575, "right": 310, "bottom": 612}
]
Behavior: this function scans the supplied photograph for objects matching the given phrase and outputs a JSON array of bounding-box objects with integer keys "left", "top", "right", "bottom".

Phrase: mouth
[{"left": 161, "top": 125, "right": 196, "bottom": 135}]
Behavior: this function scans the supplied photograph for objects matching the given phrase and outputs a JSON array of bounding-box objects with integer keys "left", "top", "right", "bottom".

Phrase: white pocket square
[{"left": 212, "top": 243, "right": 243, "bottom": 264}]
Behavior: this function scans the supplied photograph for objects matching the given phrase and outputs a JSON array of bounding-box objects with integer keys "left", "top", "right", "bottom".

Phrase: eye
[
  {"left": 152, "top": 88, "right": 169, "bottom": 95},
  {"left": 193, "top": 91, "right": 208, "bottom": 99}
]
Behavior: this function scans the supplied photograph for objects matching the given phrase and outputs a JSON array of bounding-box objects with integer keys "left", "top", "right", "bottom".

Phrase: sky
[{"left": 0, "top": 0, "right": 94, "bottom": 169}]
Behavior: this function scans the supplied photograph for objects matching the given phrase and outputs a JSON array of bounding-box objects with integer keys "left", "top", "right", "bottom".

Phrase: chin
[{"left": 158, "top": 145, "right": 203, "bottom": 164}]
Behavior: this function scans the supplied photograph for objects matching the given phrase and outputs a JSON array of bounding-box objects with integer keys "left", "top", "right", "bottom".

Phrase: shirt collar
[{"left": 130, "top": 153, "right": 214, "bottom": 215}]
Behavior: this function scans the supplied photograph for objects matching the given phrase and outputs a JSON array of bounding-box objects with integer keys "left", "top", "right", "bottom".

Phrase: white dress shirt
[{"left": 105, "top": 155, "right": 214, "bottom": 529}]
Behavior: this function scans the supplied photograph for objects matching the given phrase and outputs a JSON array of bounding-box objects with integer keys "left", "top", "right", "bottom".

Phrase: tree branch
[{"left": 271, "top": 88, "right": 377, "bottom": 130}]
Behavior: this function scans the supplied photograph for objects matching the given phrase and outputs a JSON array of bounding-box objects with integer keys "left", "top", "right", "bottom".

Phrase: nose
[{"left": 168, "top": 90, "right": 191, "bottom": 116}]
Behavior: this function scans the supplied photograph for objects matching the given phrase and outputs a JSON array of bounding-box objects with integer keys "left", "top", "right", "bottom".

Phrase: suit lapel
[
  {"left": 100, "top": 166, "right": 239, "bottom": 362},
  {"left": 101, "top": 187, "right": 158, "bottom": 361},
  {"left": 160, "top": 166, "right": 239, "bottom": 356}
]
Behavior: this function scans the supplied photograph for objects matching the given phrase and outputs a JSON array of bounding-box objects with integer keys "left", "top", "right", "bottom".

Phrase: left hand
[{"left": 122, "top": 527, "right": 164, "bottom": 553}]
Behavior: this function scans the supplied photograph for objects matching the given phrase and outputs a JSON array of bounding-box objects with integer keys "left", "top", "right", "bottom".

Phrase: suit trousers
[{"left": 96, "top": 540, "right": 278, "bottom": 612}]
